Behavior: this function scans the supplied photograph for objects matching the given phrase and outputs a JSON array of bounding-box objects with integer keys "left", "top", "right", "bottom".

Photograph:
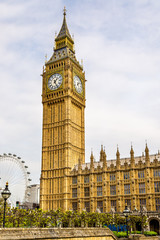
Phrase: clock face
[
  {"left": 74, "top": 75, "right": 83, "bottom": 94},
  {"left": 48, "top": 73, "right": 62, "bottom": 90}
]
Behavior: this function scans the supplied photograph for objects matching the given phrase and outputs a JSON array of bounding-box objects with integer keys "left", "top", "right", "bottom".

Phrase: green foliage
[
  {"left": 144, "top": 231, "right": 157, "bottom": 236},
  {"left": 131, "top": 231, "right": 141, "bottom": 234},
  {"left": 0, "top": 206, "right": 149, "bottom": 230},
  {"left": 113, "top": 231, "right": 127, "bottom": 238}
]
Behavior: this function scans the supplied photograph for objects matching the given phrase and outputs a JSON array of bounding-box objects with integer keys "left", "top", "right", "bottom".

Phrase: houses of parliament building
[{"left": 40, "top": 9, "right": 160, "bottom": 215}]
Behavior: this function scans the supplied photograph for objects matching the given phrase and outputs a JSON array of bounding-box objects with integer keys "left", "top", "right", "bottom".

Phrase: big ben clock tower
[{"left": 40, "top": 8, "right": 86, "bottom": 211}]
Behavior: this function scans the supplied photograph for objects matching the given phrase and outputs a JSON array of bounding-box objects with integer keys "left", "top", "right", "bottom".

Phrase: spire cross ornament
[{"left": 63, "top": 6, "right": 66, "bottom": 16}]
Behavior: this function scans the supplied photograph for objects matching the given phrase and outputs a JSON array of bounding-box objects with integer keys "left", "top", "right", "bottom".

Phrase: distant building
[
  {"left": 28, "top": 184, "right": 40, "bottom": 205},
  {"left": 19, "top": 184, "right": 40, "bottom": 209}
]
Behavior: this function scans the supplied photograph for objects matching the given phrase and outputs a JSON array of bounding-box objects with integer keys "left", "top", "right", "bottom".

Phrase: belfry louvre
[{"left": 40, "top": 9, "right": 160, "bottom": 214}]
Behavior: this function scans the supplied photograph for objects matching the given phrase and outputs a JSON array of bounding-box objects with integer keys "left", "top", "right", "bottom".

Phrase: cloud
[{"left": 0, "top": 0, "right": 160, "bottom": 185}]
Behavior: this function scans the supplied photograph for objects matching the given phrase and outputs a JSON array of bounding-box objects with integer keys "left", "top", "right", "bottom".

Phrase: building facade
[
  {"left": 40, "top": 10, "right": 160, "bottom": 216},
  {"left": 70, "top": 145, "right": 160, "bottom": 213},
  {"left": 40, "top": 9, "right": 85, "bottom": 211}
]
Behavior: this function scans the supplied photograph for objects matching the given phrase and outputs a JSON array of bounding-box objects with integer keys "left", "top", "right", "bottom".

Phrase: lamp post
[
  {"left": 123, "top": 205, "right": 130, "bottom": 238},
  {"left": 1, "top": 182, "right": 11, "bottom": 228}
]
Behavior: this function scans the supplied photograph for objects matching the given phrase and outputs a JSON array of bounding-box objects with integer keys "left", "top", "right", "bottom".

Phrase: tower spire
[
  {"left": 54, "top": 8, "right": 74, "bottom": 52},
  {"left": 56, "top": 7, "right": 72, "bottom": 41}
]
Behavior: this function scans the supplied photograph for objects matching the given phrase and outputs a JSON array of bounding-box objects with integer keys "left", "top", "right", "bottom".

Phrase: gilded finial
[{"left": 63, "top": 6, "right": 66, "bottom": 16}]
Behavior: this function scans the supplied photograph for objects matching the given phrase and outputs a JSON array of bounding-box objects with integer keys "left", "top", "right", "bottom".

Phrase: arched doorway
[{"left": 150, "top": 219, "right": 159, "bottom": 234}]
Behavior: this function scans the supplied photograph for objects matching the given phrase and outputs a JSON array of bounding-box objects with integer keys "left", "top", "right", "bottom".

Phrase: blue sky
[{"left": 0, "top": 0, "right": 160, "bottom": 184}]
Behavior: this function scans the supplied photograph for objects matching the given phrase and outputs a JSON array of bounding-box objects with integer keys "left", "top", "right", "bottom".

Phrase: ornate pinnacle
[
  {"left": 63, "top": 6, "right": 66, "bottom": 16},
  {"left": 116, "top": 145, "right": 120, "bottom": 158},
  {"left": 130, "top": 144, "right": 135, "bottom": 165},
  {"left": 145, "top": 143, "right": 149, "bottom": 162},
  {"left": 90, "top": 150, "right": 94, "bottom": 166},
  {"left": 130, "top": 144, "right": 134, "bottom": 155}
]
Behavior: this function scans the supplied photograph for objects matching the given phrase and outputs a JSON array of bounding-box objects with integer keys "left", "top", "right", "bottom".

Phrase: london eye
[{"left": 0, "top": 153, "right": 32, "bottom": 207}]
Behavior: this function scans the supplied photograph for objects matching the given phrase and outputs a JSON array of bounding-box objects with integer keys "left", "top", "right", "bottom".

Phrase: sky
[{"left": 0, "top": 0, "right": 160, "bottom": 185}]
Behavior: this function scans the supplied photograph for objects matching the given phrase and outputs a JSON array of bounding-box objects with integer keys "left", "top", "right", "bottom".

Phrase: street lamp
[
  {"left": 123, "top": 205, "right": 130, "bottom": 238},
  {"left": 1, "top": 182, "right": 11, "bottom": 228}
]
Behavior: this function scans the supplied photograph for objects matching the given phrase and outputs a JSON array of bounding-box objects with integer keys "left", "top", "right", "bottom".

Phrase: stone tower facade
[
  {"left": 40, "top": 9, "right": 85, "bottom": 211},
  {"left": 40, "top": 10, "right": 160, "bottom": 216}
]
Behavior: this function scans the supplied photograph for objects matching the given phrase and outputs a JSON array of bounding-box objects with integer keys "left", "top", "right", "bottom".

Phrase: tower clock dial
[
  {"left": 48, "top": 73, "right": 62, "bottom": 90},
  {"left": 74, "top": 75, "right": 83, "bottom": 94}
]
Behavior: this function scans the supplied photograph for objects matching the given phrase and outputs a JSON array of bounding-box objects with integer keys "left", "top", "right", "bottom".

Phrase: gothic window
[
  {"left": 110, "top": 174, "right": 116, "bottom": 181},
  {"left": 110, "top": 185, "right": 116, "bottom": 195},
  {"left": 85, "top": 202, "right": 90, "bottom": 212},
  {"left": 125, "top": 199, "right": 131, "bottom": 209},
  {"left": 155, "top": 198, "right": 160, "bottom": 212},
  {"left": 97, "top": 186, "right": 102, "bottom": 196},
  {"left": 72, "top": 176, "right": 77, "bottom": 184},
  {"left": 97, "top": 201, "right": 103, "bottom": 213},
  {"left": 140, "top": 198, "right": 146, "bottom": 207},
  {"left": 72, "top": 202, "right": 77, "bottom": 211},
  {"left": 124, "top": 172, "right": 130, "bottom": 179},
  {"left": 111, "top": 200, "right": 117, "bottom": 211},
  {"left": 84, "top": 175, "right": 89, "bottom": 184},
  {"left": 139, "top": 183, "right": 145, "bottom": 194},
  {"left": 138, "top": 170, "right": 144, "bottom": 179},
  {"left": 154, "top": 169, "right": 160, "bottom": 178},
  {"left": 124, "top": 184, "right": 130, "bottom": 194},
  {"left": 97, "top": 174, "right": 102, "bottom": 182},
  {"left": 154, "top": 182, "right": 160, "bottom": 192},
  {"left": 72, "top": 188, "right": 77, "bottom": 198},
  {"left": 84, "top": 187, "right": 90, "bottom": 197}
]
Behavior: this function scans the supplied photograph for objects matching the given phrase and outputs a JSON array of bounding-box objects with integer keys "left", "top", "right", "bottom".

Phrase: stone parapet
[
  {"left": 0, "top": 227, "right": 117, "bottom": 240},
  {"left": 129, "top": 235, "right": 159, "bottom": 240}
]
